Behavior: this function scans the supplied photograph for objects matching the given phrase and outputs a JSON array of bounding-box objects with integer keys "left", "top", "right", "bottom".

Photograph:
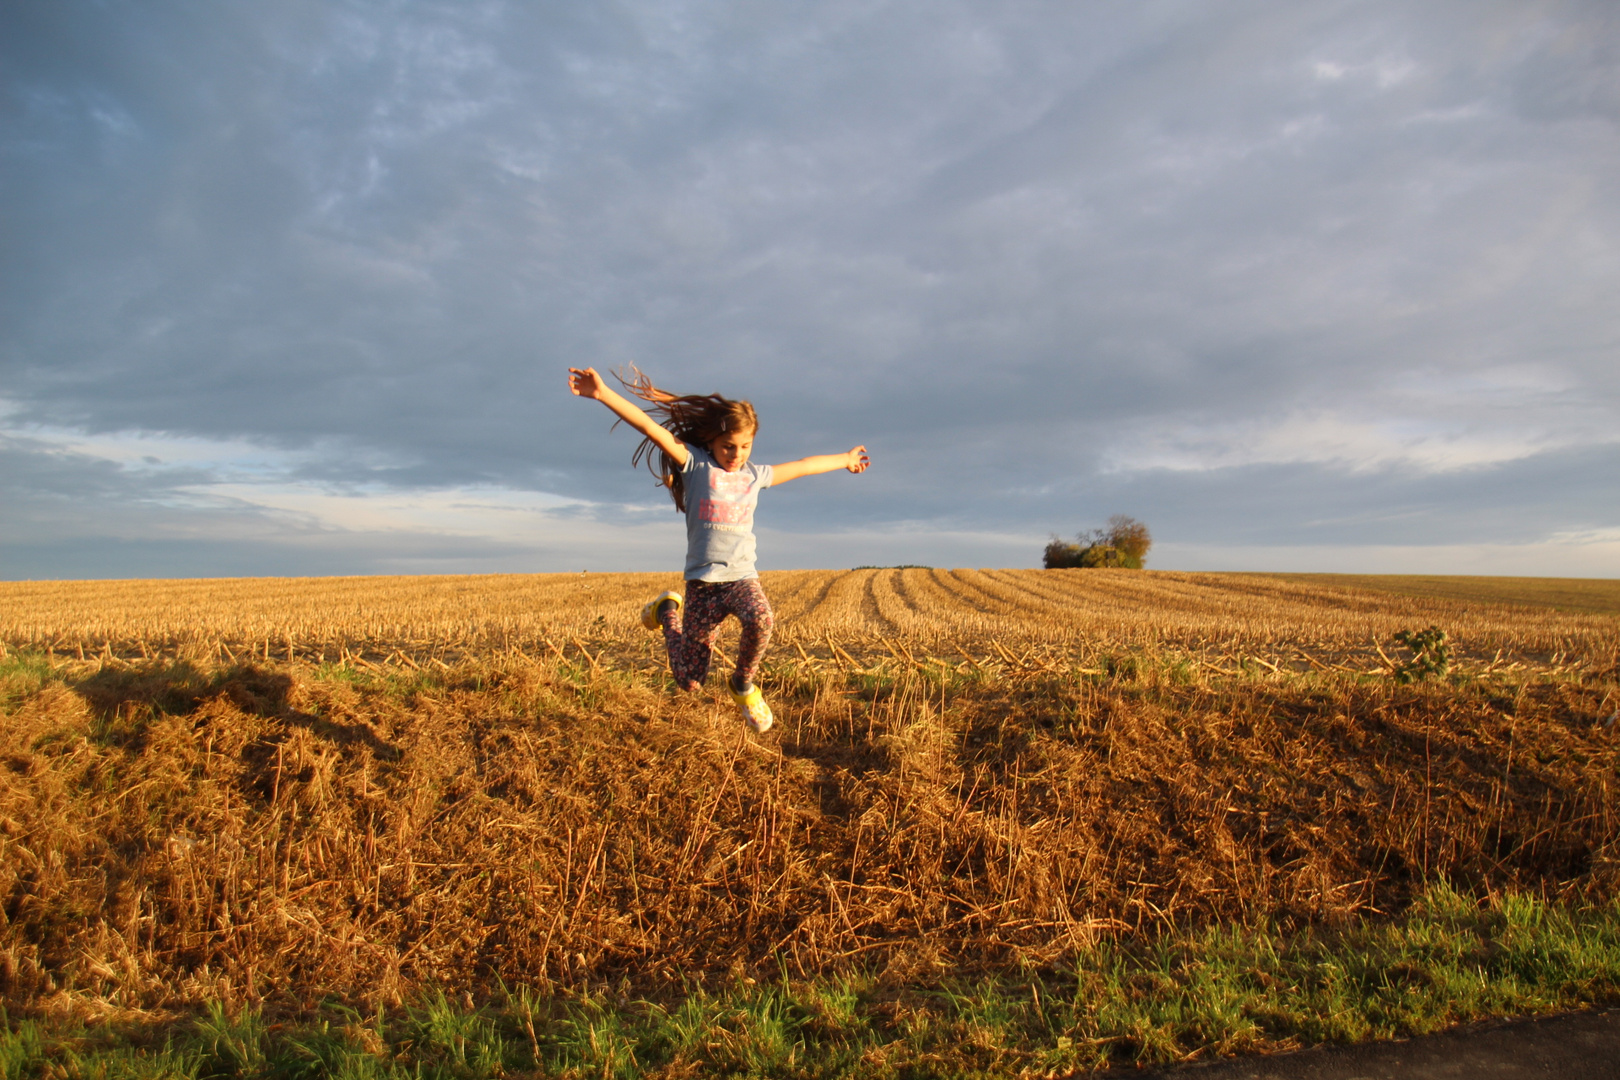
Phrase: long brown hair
[{"left": 615, "top": 366, "right": 758, "bottom": 513}]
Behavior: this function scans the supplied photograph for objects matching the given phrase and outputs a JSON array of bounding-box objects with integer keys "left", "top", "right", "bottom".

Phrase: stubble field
[{"left": 1, "top": 568, "right": 1618, "bottom": 1074}]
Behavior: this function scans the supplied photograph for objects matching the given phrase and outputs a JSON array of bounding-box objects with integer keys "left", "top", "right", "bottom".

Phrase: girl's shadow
[{"left": 71, "top": 660, "right": 401, "bottom": 761}]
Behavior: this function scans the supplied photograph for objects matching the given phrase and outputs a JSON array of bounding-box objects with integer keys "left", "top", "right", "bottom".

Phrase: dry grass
[
  {"left": 4, "top": 568, "right": 1616, "bottom": 672},
  {"left": 0, "top": 570, "right": 1617, "bottom": 1023},
  {"left": 1256, "top": 573, "right": 1620, "bottom": 617}
]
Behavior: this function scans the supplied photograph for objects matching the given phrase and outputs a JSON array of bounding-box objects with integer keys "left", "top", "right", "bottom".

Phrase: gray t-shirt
[{"left": 682, "top": 447, "right": 773, "bottom": 582}]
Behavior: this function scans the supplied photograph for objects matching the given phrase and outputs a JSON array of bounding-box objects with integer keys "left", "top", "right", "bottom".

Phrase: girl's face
[{"left": 709, "top": 428, "right": 755, "bottom": 472}]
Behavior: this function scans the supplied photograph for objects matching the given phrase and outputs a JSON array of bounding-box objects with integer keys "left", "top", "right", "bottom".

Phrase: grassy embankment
[{"left": 1, "top": 570, "right": 1617, "bottom": 1076}]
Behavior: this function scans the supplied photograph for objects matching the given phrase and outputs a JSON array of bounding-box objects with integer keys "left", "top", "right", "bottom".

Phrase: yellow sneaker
[
  {"left": 640, "top": 590, "right": 682, "bottom": 631},
  {"left": 730, "top": 683, "right": 774, "bottom": 733}
]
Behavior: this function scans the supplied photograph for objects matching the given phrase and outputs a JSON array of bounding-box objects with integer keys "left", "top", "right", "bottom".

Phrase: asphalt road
[{"left": 1114, "top": 1009, "right": 1620, "bottom": 1079}]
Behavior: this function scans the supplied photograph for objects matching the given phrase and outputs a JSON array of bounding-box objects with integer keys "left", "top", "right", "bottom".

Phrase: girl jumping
[{"left": 568, "top": 366, "right": 869, "bottom": 732}]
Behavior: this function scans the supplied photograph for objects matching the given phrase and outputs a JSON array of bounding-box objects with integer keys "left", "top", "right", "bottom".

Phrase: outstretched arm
[
  {"left": 771, "top": 446, "right": 869, "bottom": 485},
  {"left": 568, "top": 367, "right": 689, "bottom": 466}
]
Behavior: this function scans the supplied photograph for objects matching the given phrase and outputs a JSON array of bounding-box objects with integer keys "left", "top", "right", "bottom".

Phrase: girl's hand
[
  {"left": 770, "top": 446, "right": 869, "bottom": 485},
  {"left": 568, "top": 367, "right": 607, "bottom": 400}
]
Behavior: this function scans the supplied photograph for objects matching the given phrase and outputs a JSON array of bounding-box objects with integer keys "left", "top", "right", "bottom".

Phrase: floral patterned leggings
[{"left": 660, "top": 578, "right": 774, "bottom": 692}]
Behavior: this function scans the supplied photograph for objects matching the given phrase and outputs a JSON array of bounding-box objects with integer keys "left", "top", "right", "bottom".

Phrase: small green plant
[
  {"left": 408, "top": 992, "right": 507, "bottom": 1077},
  {"left": 1392, "top": 626, "right": 1450, "bottom": 683},
  {"left": 195, "top": 1001, "right": 269, "bottom": 1076},
  {"left": 0, "top": 1017, "right": 47, "bottom": 1080}
]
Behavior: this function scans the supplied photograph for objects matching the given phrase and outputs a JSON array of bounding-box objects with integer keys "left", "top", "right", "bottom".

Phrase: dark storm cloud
[{"left": 2, "top": 0, "right": 1617, "bottom": 578}]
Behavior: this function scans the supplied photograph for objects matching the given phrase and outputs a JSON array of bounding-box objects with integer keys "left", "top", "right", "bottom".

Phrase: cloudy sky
[{"left": 3, "top": 0, "right": 1618, "bottom": 580}]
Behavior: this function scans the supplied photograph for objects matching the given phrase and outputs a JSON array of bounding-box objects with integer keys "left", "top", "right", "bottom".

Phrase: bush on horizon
[{"left": 1045, "top": 514, "right": 1152, "bottom": 569}]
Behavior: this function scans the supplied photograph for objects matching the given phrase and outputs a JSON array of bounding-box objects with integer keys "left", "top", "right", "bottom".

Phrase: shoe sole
[{"left": 641, "top": 591, "right": 682, "bottom": 631}]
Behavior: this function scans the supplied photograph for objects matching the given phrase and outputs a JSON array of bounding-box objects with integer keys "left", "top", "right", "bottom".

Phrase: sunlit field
[
  {"left": 2, "top": 569, "right": 1617, "bottom": 1073},
  {"left": 1257, "top": 573, "right": 1620, "bottom": 617},
  {"left": 5, "top": 567, "right": 1616, "bottom": 670}
]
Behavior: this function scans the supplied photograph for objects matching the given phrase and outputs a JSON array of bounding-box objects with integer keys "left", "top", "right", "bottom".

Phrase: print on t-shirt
[{"left": 699, "top": 469, "right": 760, "bottom": 529}]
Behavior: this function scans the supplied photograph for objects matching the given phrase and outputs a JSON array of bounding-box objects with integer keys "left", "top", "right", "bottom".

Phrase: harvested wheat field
[{"left": 1, "top": 569, "right": 1617, "bottom": 1028}]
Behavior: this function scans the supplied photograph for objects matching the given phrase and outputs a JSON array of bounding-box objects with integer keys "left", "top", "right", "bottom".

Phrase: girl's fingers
[{"left": 568, "top": 366, "right": 600, "bottom": 396}]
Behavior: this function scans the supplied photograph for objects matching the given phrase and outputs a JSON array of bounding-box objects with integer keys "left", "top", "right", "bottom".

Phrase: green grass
[
  {"left": 1254, "top": 573, "right": 1620, "bottom": 616},
  {"left": 8, "top": 882, "right": 1618, "bottom": 1079},
  {"left": 0, "top": 651, "right": 65, "bottom": 711}
]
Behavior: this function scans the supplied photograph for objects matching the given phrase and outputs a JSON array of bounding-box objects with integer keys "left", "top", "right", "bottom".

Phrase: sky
[{"left": 3, "top": 0, "right": 1618, "bottom": 580}]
